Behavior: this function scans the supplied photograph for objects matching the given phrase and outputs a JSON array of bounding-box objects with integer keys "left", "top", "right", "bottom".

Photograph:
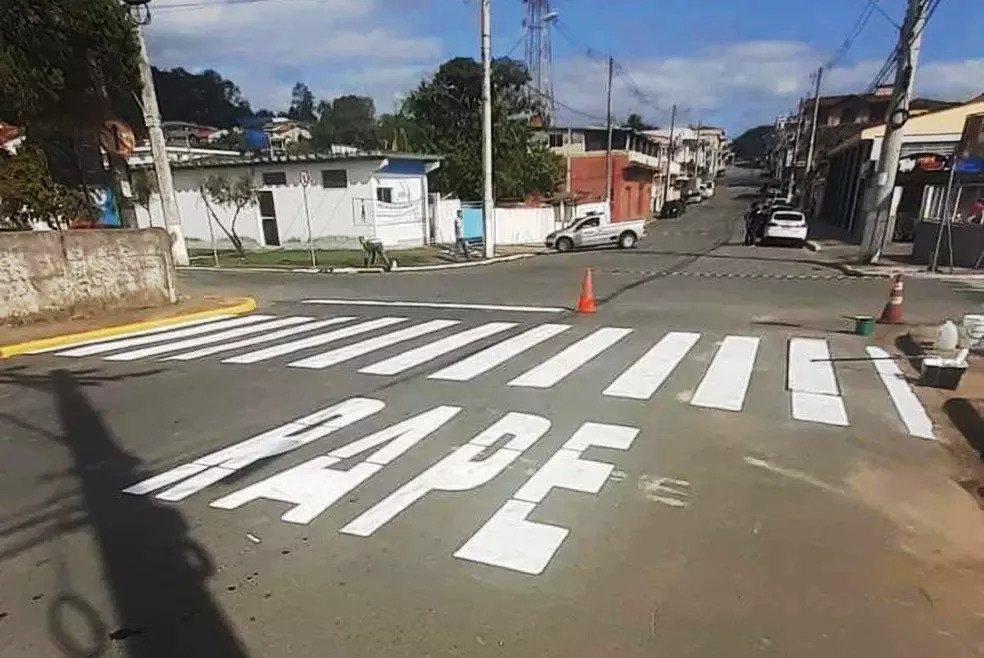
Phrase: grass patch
[{"left": 188, "top": 247, "right": 444, "bottom": 268}]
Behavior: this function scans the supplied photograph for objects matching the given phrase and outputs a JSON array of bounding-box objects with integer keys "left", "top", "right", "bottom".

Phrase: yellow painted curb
[{"left": 0, "top": 297, "right": 257, "bottom": 359}]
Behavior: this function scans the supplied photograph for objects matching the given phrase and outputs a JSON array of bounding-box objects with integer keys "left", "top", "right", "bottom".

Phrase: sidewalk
[
  {"left": 0, "top": 294, "right": 255, "bottom": 358},
  {"left": 808, "top": 221, "right": 984, "bottom": 280}
]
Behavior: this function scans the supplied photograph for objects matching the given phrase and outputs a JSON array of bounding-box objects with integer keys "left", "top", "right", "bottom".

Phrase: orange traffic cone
[
  {"left": 576, "top": 268, "right": 597, "bottom": 313},
  {"left": 878, "top": 274, "right": 905, "bottom": 324}
]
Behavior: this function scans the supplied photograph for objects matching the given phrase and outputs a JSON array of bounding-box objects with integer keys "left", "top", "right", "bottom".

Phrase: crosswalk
[{"left": 31, "top": 312, "right": 935, "bottom": 439}]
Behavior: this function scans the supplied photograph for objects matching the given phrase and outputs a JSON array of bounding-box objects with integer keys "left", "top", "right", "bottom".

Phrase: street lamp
[{"left": 123, "top": 0, "right": 152, "bottom": 25}]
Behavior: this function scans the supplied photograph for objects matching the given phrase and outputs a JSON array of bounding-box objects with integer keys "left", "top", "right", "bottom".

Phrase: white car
[
  {"left": 544, "top": 214, "right": 646, "bottom": 252},
  {"left": 763, "top": 209, "right": 808, "bottom": 245},
  {"left": 700, "top": 181, "right": 715, "bottom": 199}
]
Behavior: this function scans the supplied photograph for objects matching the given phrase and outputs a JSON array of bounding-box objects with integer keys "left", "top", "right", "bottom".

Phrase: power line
[
  {"left": 866, "top": 0, "right": 942, "bottom": 92},
  {"left": 825, "top": 0, "right": 879, "bottom": 69},
  {"left": 154, "top": 0, "right": 288, "bottom": 12},
  {"left": 552, "top": 19, "right": 667, "bottom": 120}
]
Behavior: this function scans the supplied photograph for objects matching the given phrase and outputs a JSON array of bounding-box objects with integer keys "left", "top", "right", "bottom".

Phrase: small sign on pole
[{"left": 299, "top": 170, "right": 311, "bottom": 187}]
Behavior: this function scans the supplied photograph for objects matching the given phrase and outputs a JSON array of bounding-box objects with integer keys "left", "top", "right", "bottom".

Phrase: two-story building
[
  {"left": 541, "top": 126, "right": 670, "bottom": 221},
  {"left": 819, "top": 95, "right": 984, "bottom": 242}
]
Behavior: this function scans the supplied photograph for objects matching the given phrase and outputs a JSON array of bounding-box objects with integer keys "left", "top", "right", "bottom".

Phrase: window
[
  {"left": 321, "top": 169, "right": 347, "bottom": 188},
  {"left": 548, "top": 133, "right": 565, "bottom": 148},
  {"left": 261, "top": 171, "right": 287, "bottom": 186},
  {"left": 376, "top": 186, "right": 393, "bottom": 203},
  {"left": 577, "top": 217, "right": 601, "bottom": 230}
]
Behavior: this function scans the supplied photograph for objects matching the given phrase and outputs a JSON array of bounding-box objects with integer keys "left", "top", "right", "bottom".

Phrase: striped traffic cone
[
  {"left": 576, "top": 268, "right": 597, "bottom": 314},
  {"left": 878, "top": 274, "right": 905, "bottom": 324}
]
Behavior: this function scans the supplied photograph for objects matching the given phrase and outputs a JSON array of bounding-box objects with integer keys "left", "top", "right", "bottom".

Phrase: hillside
[{"left": 732, "top": 125, "right": 774, "bottom": 163}]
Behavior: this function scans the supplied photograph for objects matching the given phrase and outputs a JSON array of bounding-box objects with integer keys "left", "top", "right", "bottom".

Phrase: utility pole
[
  {"left": 480, "top": 0, "right": 495, "bottom": 259},
  {"left": 861, "top": 0, "right": 928, "bottom": 262},
  {"left": 565, "top": 125, "right": 573, "bottom": 196},
  {"left": 603, "top": 56, "right": 614, "bottom": 220},
  {"left": 804, "top": 67, "right": 824, "bottom": 175},
  {"left": 661, "top": 103, "right": 677, "bottom": 212},
  {"left": 695, "top": 119, "right": 703, "bottom": 181},
  {"left": 787, "top": 98, "right": 806, "bottom": 198},
  {"left": 135, "top": 24, "right": 189, "bottom": 266}
]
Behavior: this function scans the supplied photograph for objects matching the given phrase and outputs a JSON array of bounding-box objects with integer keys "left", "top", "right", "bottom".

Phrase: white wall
[
  {"left": 136, "top": 159, "right": 430, "bottom": 250},
  {"left": 494, "top": 207, "right": 557, "bottom": 244}
]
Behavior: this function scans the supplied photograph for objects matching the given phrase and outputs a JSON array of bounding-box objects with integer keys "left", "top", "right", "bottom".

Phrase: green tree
[
  {"left": 625, "top": 113, "right": 652, "bottom": 132},
  {"left": 199, "top": 174, "right": 257, "bottom": 258},
  {"left": 0, "top": 144, "right": 94, "bottom": 230},
  {"left": 0, "top": 0, "right": 140, "bottom": 129},
  {"left": 311, "top": 95, "right": 379, "bottom": 151},
  {"left": 288, "top": 82, "right": 317, "bottom": 123},
  {"left": 150, "top": 67, "right": 253, "bottom": 129},
  {"left": 403, "top": 56, "right": 562, "bottom": 201}
]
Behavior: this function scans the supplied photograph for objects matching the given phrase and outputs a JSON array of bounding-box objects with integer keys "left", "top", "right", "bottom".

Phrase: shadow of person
[{"left": 50, "top": 369, "right": 248, "bottom": 657}]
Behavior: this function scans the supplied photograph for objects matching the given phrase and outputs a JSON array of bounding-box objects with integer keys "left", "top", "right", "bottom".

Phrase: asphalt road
[{"left": 3, "top": 173, "right": 984, "bottom": 657}]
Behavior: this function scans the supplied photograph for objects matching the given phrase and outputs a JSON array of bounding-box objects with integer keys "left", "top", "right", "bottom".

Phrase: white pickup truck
[{"left": 544, "top": 213, "right": 646, "bottom": 252}]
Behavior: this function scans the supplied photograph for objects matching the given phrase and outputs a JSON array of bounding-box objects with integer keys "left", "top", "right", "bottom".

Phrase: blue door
[{"left": 460, "top": 207, "right": 484, "bottom": 240}]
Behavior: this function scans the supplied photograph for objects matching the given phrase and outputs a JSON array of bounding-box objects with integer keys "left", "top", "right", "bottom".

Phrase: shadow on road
[
  {"left": 0, "top": 366, "right": 248, "bottom": 657},
  {"left": 943, "top": 398, "right": 984, "bottom": 462}
]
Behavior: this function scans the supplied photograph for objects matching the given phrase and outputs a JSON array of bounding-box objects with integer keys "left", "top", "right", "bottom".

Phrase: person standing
[
  {"left": 744, "top": 203, "right": 760, "bottom": 246},
  {"left": 454, "top": 209, "right": 470, "bottom": 260}
]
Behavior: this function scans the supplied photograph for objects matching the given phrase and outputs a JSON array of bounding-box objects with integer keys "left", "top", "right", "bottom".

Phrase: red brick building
[{"left": 543, "top": 126, "right": 668, "bottom": 222}]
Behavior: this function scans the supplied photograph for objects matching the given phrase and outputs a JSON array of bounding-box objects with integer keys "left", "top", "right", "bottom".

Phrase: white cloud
[
  {"left": 144, "top": 0, "right": 441, "bottom": 111},
  {"left": 553, "top": 41, "right": 984, "bottom": 132},
  {"left": 139, "top": 6, "right": 983, "bottom": 135}
]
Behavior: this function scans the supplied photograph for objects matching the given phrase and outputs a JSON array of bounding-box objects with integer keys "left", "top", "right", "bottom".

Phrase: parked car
[
  {"left": 545, "top": 214, "right": 646, "bottom": 252},
  {"left": 684, "top": 189, "right": 703, "bottom": 204},
  {"left": 763, "top": 209, "right": 808, "bottom": 245},
  {"left": 660, "top": 199, "right": 687, "bottom": 218}
]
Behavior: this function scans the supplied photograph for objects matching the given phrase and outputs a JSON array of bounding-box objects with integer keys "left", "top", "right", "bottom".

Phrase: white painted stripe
[
  {"left": 428, "top": 324, "right": 571, "bottom": 382},
  {"left": 791, "top": 392, "right": 849, "bottom": 426},
  {"left": 866, "top": 346, "right": 935, "bottom": 440},
  {"left": 508, "top": 327, "right": 633, "bottom": 389},
  {"left": 57, "top": 315, "right": 274, "bottom": 357},
  {"left": 167, "top": 317, "right": 355, "bottom": 360},
  {"left": 302, "top": 299, "right": 565, "bottom": 313},
  {"left": 787, "top": 338, "right": 848, "bottom": 426},
  {"left": 223, "top": 317, "right": 405, "bottom": 364},
  {"left": 359, "top": 322, "right": 517, "bottom": 375},
  {"left": 102, "top": 316, "right": 315, "bottom": 361},
  {"left": 690, "top": 336, "right": 760, "bottom": 411},
  {"left": 28, "top": 316, "right": 235, "bottom": 354},
  {"left": 603, "top": 331, "right": 701, "bottom": 400},
  {"left": 788, "top": 338, "right": 839, "bottom": 395},
  {"left": 289, "top": 320, "right": 460, "bottom": 369}
]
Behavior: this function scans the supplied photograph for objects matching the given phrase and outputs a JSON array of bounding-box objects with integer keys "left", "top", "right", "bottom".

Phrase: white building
[{"left": 134, "top": 152, "right": 442, "bottom": 250}]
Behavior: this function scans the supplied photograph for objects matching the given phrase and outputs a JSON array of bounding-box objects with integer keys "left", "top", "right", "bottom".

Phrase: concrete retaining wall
[
  {"left": 912, "top": 220, "right": 984, "bottom": 268},
  {"left": 0, "top": 229, "right": 177, "bottom": 325}
]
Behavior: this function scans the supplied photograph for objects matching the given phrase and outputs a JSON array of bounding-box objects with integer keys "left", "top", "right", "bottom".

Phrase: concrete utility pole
[
  {"left": 135, "top": 24, "right": 189, "bottom": 266},
  {"left": 565, "top": 125, "right": 573, "bottom": 195},
  {"left": 603, "top": 56, "right": 614, "bottom": 219},
  {"left": 788, "top": 98, "right": 805, "bottom": 197},
  {"left": 661, "top": 103, "right": 677, "bottom": 212},
  {"left": 861, "top": 0, "right": 928, "bottom": 262},
  {"left": 480, "top": 0, "right": 495, "bottom": 259},
  {"left": 804, "top": 67, "right": 824, "bottom": 175}
]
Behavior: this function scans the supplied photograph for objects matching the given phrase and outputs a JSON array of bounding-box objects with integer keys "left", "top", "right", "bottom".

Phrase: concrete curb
[
  {"left": 804, "top": 240, "right": 822, "bottom": 252},
  {"left": 837, "top": 264, "right": 984, "bottom": 280},
  {"left": 179, "top": 252, "right": 538, "bottom": 275},
  {"left": 0, "top": 297, "right": 257, "bottom": 359}
]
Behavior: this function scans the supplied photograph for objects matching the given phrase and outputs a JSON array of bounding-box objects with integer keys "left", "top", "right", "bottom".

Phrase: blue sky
[{"left": 147, "top": 0, "right": 984, "bottom": 136}]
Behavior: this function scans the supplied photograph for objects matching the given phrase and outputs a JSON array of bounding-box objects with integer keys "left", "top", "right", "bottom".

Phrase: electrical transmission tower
[{"left": 523, "top": 0, "right": 556, "bottom": 123}]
